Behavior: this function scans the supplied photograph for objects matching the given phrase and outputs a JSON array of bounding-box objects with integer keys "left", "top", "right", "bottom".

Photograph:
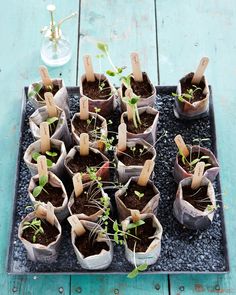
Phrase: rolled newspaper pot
[
  {"left": 120, "top": 106, "right": 159, "bottom": 145},
  {"left": 28, "top": 79, "right": 70, "bottom": 118},
  {"left": 114, "top": 138, "right": 156, "bottom": 184},
  {"left": 115, "top": 176, "right": 160, "bottom": 221},
  {"left": 173, "top": 145, "right": 219, "bottom": 183},
  {"left": 18, "top": 211, "right": 62, "bottom": 263},
  {"left": 28, "top": 171, "right": 69, "bottom": 221},
  {"left": 174, "top": 72, "right": 210, "bottom": 120},
  {"left": 80, "top": 73, "right": 117, "bottom": 117},
  {"left": 173, "top": 176, "right": 216, "bottom": 230},
  {"left": 29, "top": 106, "right": 72, "bottom": 148},
  {"left": 122, "top": 213, "right": 163, "bottom": 266},
  {"left": 24, "top": 138, "right": 67, "bottom": 178},
  {"left": 70, "top": 220, "right": 113, "bottom": 270}
]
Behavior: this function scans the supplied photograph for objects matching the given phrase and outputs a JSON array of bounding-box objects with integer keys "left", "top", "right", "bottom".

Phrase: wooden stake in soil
[
  {"left": 79, "top": 133, "right": 89, "bottom": 156},
  {"left": 137, "top": 159, "right": 155, "bottom": 187},
  {"left": 37, "top": 155, "right": 48, "bottom": 178},
  {"left": 83, "top": 55, "right": 95, "bottom": 82},
  {"left": 125, "top": 88, "right": 134, "bottom": 121},
  {"left": 35, "top": 204, "right": 47, "bottom": 219},
  {"left": 130, "top": 52, "right": 143, "bottom": 82},
  {"left": 191, "top": 57, "right": 209, "bottom": 85},
  {"left": 80, "top": 96, "right": 89, "bottom": 120},
  {"left": 131, "top": 209, "right": 141, "bottom": 223},
  {"left": 117, "top": 123, "right": 127, "bottom": 152},
  {"left": 174, "top": 134, "right": 189, "bottom": 157},
  {"left": 191, "top": 161, "right": 205, "bottom": 190},
  {"left": 46, "top": 202, "right": 55, "bottom": 226},
  {"left": 39, "top": 65, "right": 53, "bottom": 89},
  {"left": 40, "top": 122, "right": 51, "bottom": 154},
  {"left": 44, "top": 92, "right": 58, "bottom": 117},
  {"left": 68, "top": 215, "right": 86, "bottom": 236},
  {"left": 73, "top": 173, "right": 83, "bottom": 197}
]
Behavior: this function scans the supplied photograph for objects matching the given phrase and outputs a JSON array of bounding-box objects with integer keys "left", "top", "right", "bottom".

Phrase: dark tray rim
[{"left": 6, "top": 86, "right": 230, "bottom": 275}]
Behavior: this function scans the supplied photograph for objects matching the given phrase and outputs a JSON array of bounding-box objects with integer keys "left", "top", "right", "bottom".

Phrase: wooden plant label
[
  {"left": 83, "top": 55, "right": 95, "bottom": 82},
  {"left": 130, "top": 52, "right": 143, "bottom": 82},
  {"left": 174, "top": 134, "right": 189, "bottom": 157},
  {"left": 117, "top": 123, "right": 127, "bottom": 152},
  {"left": 80, "top": 133, "right": 89, "bottom": 156},
  {"left": 137, "top": 159, "right": 155, "bottom": 186},
  {"left": 44, "top": 92, "right": 58, "bottom": 117},
  {"left": 191, "top": 161, "right": 205, "bottom": 190},
  {"left": 37, "top": 155, "right": 48, "bottom": 178},
  {"left": 67, "top": 215, "right": 86, "bottom": 236},
  {"left": 191, "top": 57, "right": 209, "bottom": 85},
  {"left": 80, "top": 96, "right": 89, "bottom": 120},
  {"left": 73, "top": 173, "right": 83, "bottom": 197},
  {"left": 125, "top": 88, "right": 134, "bottom": 121},
  {"left": 40, "top": 122, "right": 51, "bottom": 153},
  {"left": 35, "top": 204, "right": 47, "bottom": 219},
  {"left": 46, "top": 202, "right": 55, "bottom": 226},
  {"left": 131, "top": 209, "right": 141, "bottom": 223},
  {"left": 39, "top": 65, "right": 53, "bottom": 88}
]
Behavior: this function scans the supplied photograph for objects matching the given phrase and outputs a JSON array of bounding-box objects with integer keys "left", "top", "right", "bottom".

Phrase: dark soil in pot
[
  {"left": 75, "top": 230, "right": 109, "bottom": 258},
  {"left": 182, "top": 185, "right": 212, "bottom": 211},
  {"left": 73, "top": 116, "right": 102, "bottom": 141},
  {"left": 122, "top": 73, "right": 153, "bottom": 98},
  {"left": 117, "top": 144, "right": 153, "bottom": 165},
  {"left": 178, "top": 151, "right": 212, "bottom": 173},
  {"left": 34, "top": 182, "right": 64, "bottom": 207},
  {"left": 127, "top": 218, "right": 155, "bottom": 252},
  {"left": 124, "top": 112, "right": 156, "bottom": 134},
  {"left": 67, "top": 150, "right": 105, "bottom": 174},
  {"left": 31, "top": 148, "right": 60, "bottom": 164},
  {"left": 180, "top": 73, "right": 206, "bottom": 103},
  {"left": 22, "top": 219, "right": 59, "bottom": 246},
  {"left": 83, "top": 78, "right": 111, "bottom": 100},
  {"left": 120, "top": 181, "right": 155, "bottom": 211},
  {"left": 37, "top": 83, "right": 60, "bottom": 102}
]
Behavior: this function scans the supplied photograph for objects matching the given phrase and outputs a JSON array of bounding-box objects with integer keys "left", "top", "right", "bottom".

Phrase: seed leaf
[
  {"left": 39, "top": 175, "right": 48, "bottom": 187},
  {"left": 33, "top": 186, "right": 43, "bottom": 198},
  {"left": 97, "top": 42, "right": 108, "bottom": 53},
  {"left": 127, "top": 268, "right": 139, "bottom": 279},
  {"left": 32, "top": 152, "right": 41, "bottom": 162},
  {"left": 137, "top": 263, "right": 148, "bottom": 271}
]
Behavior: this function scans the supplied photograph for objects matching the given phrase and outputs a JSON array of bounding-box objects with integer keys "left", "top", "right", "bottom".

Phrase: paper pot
[
  {"left": 70, "top": 220, "right": 113, "bottom": 270},
  {"left": 29, "top": 106, "right": 72, "bottom": 148},
  {"left": 18, "top": 212, "right": 62, "bottom": 263},
  {"left": 28, "top": 172, "right": 69, "bottom": 221},
  {"left": 28, "top": 79, "right": 70, "bottom": 118},
  {"left": 23, "top": 138, "right": 67, "bottom": 178},
  {"left": 173, "top": 145, "right": 219, "bottom": 183},
  {"left": 174, "top": 72, "right": 210, "bottom": 120},
  {"left": 119, "top": 72, "right": 156, "bottom": 111},
  {"left": 115, "top": 177, "right": 160, "bottom": 221},
  {"left": 120, "top": 106, "right": 159, "bottom": 145},
  {"left": 173, "top": 176, "right": 216, "bottom": 230},
  {"left": 64, "top": 146, "right": 110, "bottom": 182},
  {"left": 68, "top": 181, "right": 110, "bottom": 222},
  {"left": 122, "top": 213, "right": 163, "bottom": 266},
  {"left": 80, "top": 73, "right": 117, "bottom": 117},
  {"left": 71, "top": 112, "right": 108, "bottom": 152},
  {"left": 114, "top": 138, "right": 156, "bottom": 184}
]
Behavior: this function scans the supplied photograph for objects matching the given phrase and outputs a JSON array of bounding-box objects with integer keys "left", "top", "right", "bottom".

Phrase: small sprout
[
  {"left": 46, "top": 151, "right": 58, "bottom": 157},
  {"left": 130, "top": 146, "right": 136, "bottom": 156},
  {"left": 22, "top": 218, "right": 45, "bottom": 243},
  {"left": 94, "top": 107, "right": 101, "bottom": 113},
  {"left": 134, "top": 190, "right": 144, "bottom": 201},
  {"left": 32, "top": 152, "right": 54, "bottom": 168},
  {"left": 97, "top": 42, "right": 109, "bottom": 54},
  {"left": 32, "top": 175, "right": 49, "bottom": 198},
  {"left": 28, "top": 83, "right": 44, "bottom": 101},
  {"left": 172, "top": 85, "right": 202, "bottom": 103},
  {"left": 127, "top": 219, "right": 145, "bottom": 230},
  {"left": 127, "top": 263, "right": 148, "bottom": 279}
]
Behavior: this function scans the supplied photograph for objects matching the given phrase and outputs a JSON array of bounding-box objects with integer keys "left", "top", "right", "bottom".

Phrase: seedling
[
  {"left": 28, "top": 83, "right": 44, "bottom": 101},
  {"left": 46, "top": 116, "right": 59, "bottom": 136},
  {"left": 22, "top": 218, "right": 45, "bottom": 243},
  {"left": 172, "top": 85, "right": 202, "bottom": 103},
  {"left": 32, "top": 175, "right": 49, "bottom": 198},
  {"left": 32, "top": 151, "right": 57, "bottom": 168},
  {"left": 123, "top": 90, "right": 141, "bottom": 128},
  {"left": 134, "top": 190, "right": 144, "bottom": 201}
]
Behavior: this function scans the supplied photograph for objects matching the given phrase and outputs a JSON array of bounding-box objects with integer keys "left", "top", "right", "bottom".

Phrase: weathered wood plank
[
  {"left": 156, "top": 0, "right": 236, "bottom": 293},
  {"left": 0, "top": 0, "right": 79, "bottom": 294}
]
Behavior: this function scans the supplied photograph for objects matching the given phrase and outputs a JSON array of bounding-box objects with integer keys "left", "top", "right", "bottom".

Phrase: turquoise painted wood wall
[{"left": 0, "top": 0, "right": 235, "bottom": 294}]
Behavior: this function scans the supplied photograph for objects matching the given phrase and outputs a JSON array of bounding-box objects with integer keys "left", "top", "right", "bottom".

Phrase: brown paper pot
[
  {"left": 121, "top": 106, "right": 159, "bottom": 145},
  {"left": 80, "top": 73, "right": 117, "bottom": 117},
  {"left": 71, "top": 112, "right": 108, "bottom": 152},
  {"left": 29, "top": 106, "right": 72, "bottom": 148},
  {"left": 115, "top": 177, "right": 160, "bottom": 221},
  {"left": 173, "top": 145, "right": 219, "bottom": 183},
  {"left": 70, "top": 220, "right": 113, "bottom": 270},
  {"left": 23, "top": 139, "right": 67, "bottom": 178},
  {"left": 28, "top": 172, "right": 69, "bottom": 221},
  {"left": 64, "top": 146, "right": 110, "bottom": 182},
  {"left": 173, "top": 176, "right": 216, "bottom": 230},
  {"left": 119, "top": 72, "right": 156, "bottom": 111},
  {"left": 18, "top": 212, "right": 62, "bottom": 263},
  {"left": 114, "top": 138, "right": 156, "bottom": 184},
  {"left": 174, "top": 72, "right": 210, "bottom": 119},
  {"left": 122, "top": 213, "right": 163, "bottom": 266},
  {"left": 68, "top": 181, "right": 110, "bottom": 222},
  {"left": 28, "top": 79, "right": 70, "bottom": 118}
]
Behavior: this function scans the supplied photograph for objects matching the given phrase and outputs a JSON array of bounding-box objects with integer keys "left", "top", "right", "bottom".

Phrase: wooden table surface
[{"left": 1, "top": 0, "right": 235, "bottom": 294}]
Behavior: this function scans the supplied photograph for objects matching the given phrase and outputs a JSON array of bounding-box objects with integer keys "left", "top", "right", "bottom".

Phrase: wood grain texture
[{"left": 156, "top": 0, "right": 236, "bottom": 293}]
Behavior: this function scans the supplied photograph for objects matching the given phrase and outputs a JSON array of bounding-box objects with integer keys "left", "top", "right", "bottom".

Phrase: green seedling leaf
[
  {"left": 46, "top": 151, "right": 58, "bottom": 157},
  {"left": 32, "top": 186, "right": 43, "bottom": 198},
  {"left": 106, "top": 70, "right": 115, "bottom": 77},
  {"left": 127, "top": 268, "right": 139, "bottom": 279},
  {"left": 113, "top": 220, "right": 119, "bottom": 232},
  {"left": 39, "top": 175, "right": 48, "bottom": 187},
  {"left": 34, "top": 83, "right": 42, "bottom": 93},
  {"left": 190, "top": 158, "right": 200, "bottom": 166},
  {"left": 46, "top": 117, "right": 58, "bottom": 125},
  {"left": 97, "top": 42, "right": 108, "bottom": 54},
  {"left": 200, "top": 155, "right": 210, "bottom": 160},
  {"left": 137, "top": 263, "right": 148, "bottom": 271},
  {"left": 114, "top": 232, "right": 119, "bottom": 244},
  {"left": 46, "top": 159, "right": 53, "bottom": 167},
  {"left": 127, "top": 220, "right": 145, "bottom": 230},
  {"left": 32, "top": 152, "right": 41, "bottom": 162}
]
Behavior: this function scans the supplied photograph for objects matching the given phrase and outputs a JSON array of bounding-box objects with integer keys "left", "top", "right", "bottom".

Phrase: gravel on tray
[{"left": 8, "top": 87, "right": 227, "bottom": 274}]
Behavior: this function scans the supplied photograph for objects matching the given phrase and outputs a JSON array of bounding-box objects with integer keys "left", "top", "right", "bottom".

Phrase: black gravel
[{"left": 7, "top": 86, "right": 228, "bottom": 274}]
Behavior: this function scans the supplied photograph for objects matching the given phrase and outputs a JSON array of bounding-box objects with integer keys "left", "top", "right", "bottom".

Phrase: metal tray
[{"left": 7, "top": 86, "right": 229, "bottom": 274}]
